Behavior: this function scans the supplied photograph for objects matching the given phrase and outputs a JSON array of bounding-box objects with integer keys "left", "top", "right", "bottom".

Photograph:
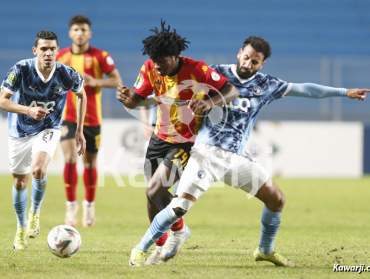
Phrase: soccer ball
[{"left": 47, "top": 225, "right": 81, "bottom": 258}]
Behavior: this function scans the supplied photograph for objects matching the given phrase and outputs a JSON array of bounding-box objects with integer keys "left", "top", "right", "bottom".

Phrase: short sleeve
[
  {"left": 264, "top": 75, "right": 289, "bottom": 103},
  {"left": 198, "top": 63, "right": 228, "bottom": 91},
  {"left": 99, "top": 51, "right": 116, "bottom": 74},
  {"left": 132, "top": 63, "right": 154, "bottom": 98},
  {"left": 1, "top": 65, "right": 21, "bottom": 94},
  {"left": 70, "top": 70, "right": 84, "bottom": 93}
]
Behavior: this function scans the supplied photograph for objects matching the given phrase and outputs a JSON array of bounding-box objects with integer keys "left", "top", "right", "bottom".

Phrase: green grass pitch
[{"left": 0, "top": 175, "right": 369, "bottom": 279}]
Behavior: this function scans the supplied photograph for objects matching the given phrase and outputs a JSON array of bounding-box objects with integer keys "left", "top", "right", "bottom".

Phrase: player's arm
[
  {"left": 75, "top": 88, "right": 87, "bottom": 156},
  {"left": 190, "top": 81, "right": 239, "bottom": 114},
  {"left": 116, "top": 85, "right": 148, "bottom": 109},
  {"left": 84, "top": 69, "right": 122, "bottom": 88},
  {"left": 0, "top": 90, "right": 47, "bottom": 120},
  {"left": 286, "top": 83, "right": 370, "bottom": 100}
]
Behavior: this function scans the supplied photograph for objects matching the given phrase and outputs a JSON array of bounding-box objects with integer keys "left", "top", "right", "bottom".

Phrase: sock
[
  {"left": 31, "top": 177, "right": 47, "bottom": 214},
  {"left": 155, "top": 232, "right": 168, "bottom": 246},
  {"left": 13, "top": 186, "right": 28, "bottom": 228},
  {"left": 259, "top": 207, "right": 281, "bottom": 254},
  {"left": 171, "top": 217, "right": 184, "bottom": 231},
  {"left": 64, "top": 163, "right": 78, "bottom": 201},
  {"left": 83, "top": 167, "right": 97, "bottom": 202},
  {"left": 137, "top": 206, "right": 178, "bottom": 252}
]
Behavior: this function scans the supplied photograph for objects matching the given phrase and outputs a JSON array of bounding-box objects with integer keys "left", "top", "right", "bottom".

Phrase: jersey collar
[{"left": 34, "top": 58, "right": 56, "bottom": 83}]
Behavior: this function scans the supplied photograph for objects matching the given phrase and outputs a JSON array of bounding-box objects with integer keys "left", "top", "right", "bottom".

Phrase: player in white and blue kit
[
  {"left": 0, "top": 31, "right": 87, "bottom": 250},
  {"left": 129, "top": 36, "right": 370, "bottom": 266}
]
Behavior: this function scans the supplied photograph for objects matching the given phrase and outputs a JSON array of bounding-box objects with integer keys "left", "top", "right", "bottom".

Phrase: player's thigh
[
  {"left": 223, "top": 155, "right": 270, "bottom": 196},
  {"left": 175, "top": 149, "right": 216, "bottom": 200},
  {"left": 83, "top": 125, "right": 101, "bottom": 154},
  {"left": 32, "top": 129, "right": 61, "bottom": 171},
  {"left": 8, "top": 136, "right": 33, "bottom": 176},
  {"left": 60, "top": 121, "right": 78, "bottom": 162}
]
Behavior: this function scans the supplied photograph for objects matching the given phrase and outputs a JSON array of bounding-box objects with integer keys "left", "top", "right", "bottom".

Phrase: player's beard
[{"left": 236, "top": 62, "right": 254, "bottom": 79}]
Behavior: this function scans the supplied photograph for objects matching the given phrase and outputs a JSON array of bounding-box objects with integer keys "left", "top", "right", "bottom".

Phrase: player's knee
[
  {"left": 269, "top": 189, "right": 285, "bottom": 212},
  {"left": 32, "top": 166, "right": 46, "bottom": 179},
  {"left": 14, "top": 178, "right": 27, "bottom": 189},
  {"left": 172, "top": 207, "right": 187, "bottom": 217},
  {"left": 169, "top": 196, "right": 194, "bottom": 216}
]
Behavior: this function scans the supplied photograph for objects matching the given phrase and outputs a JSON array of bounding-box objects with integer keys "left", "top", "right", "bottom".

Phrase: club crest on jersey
[
  {"left": 52, "top": 86, "right": 63, "bottom": 95},
  {"left": 211, "top": 71, "right": 221, "bottom": 81},
  {"left": 251, "top": 86, "right": 263, "bottom": 96},
  {"left": 6, "top": 72, "right": 16, "bottom": 86},
  {"left": 197, "top": 170, "right": 206, "bottom": 179}
]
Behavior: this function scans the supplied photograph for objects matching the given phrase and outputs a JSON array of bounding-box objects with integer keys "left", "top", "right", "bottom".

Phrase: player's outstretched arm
[
  {"left": 286, "top": 83, "right": 370, "bottom": 101},
  {"left": 0, "top": 90, "right": 47, "bottom": 120},
  {"left": 116, "top": 85, "right": 145, "bottom": 109},
  {"left": 75, "top": 88, "right": 87, "bottom": 156}
]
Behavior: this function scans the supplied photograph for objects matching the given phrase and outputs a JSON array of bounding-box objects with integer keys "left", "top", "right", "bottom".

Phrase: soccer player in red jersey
[
  {"left": 117, "top": 21, "right": 239, "bottom": 264},
  {"left": 57, "top": 15, "right": 122, "bottom": 227}
]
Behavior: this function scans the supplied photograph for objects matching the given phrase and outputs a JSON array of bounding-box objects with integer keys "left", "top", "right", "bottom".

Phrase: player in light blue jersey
[
  {"left": 0, "top": 31, "right": 87, "bottom": 250},
  {"left": 129, "top": 36, "right": 370, "bottom": 267}
]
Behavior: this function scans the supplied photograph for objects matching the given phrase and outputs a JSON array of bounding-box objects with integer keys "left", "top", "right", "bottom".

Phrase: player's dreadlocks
[{"left": 142, "top": 20, "right": 190, "bottom": 59}]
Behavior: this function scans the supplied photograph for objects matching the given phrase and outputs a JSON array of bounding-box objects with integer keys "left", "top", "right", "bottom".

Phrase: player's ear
[
  {"left": 237, "top": 48, "right": 242, "bottom": 60},
  {"left": 32, "top": 46, "right": 37, "bottom": 56}
]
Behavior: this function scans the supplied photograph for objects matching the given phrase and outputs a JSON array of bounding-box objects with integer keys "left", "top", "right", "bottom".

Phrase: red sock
[
  {"left": 155, "top": 232, "right": 168, "bottom": 246},
  {"left": 64, "top": 163, "right": 78, "bottom": 202},
  {"left": 83, "top": 167, "right": 97, "bottom": 202},
  {"left": 171, "top": 217, "right": 184, "bottom": 231}
]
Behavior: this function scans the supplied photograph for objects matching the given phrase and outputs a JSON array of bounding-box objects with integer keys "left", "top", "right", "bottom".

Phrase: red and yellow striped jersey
[
  {"left": 134, "top": 56, "right": 227, "bottom": 143},
  {"left": 57, "top": 47, "right": 116, "bottom": 126}
]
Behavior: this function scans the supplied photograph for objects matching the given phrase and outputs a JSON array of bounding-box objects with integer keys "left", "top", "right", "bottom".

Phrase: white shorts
[
  {"left": 175, "top": 144, "right": 270, "bottom": 199},
  {"left": 8, "top": 129, "right": 61, "bottom": 175}
]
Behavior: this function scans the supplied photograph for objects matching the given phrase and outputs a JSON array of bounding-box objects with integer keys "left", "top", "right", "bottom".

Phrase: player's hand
[
  {"left": 83, "top": 74, "right": 98, "bottom": 87},
  {"left": 189, "top": 99, "right": 212, "bottom": 115},
  {"left": 75, "top": 130, "right": 86, "bottom": 156},
  {"left": 347, "top": 88, "right": 370, "bottom": 101},
  {"left": 27, "top": 106, "right": 47, "bottom": 120},
  {"left": 116, "top": 85, "right": 131, "bottom": 104}
]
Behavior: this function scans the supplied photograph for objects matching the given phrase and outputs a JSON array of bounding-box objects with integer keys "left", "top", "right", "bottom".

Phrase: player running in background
[
  {"left": 0, "top": 31, "right": 86, "bottom": 250},
  {"left": 117, "top": 21, "right": 239, "bottom": 265},
  {"left": 129, "top": 36, "right": 370, "bottom": 266},
  {"left": 57, "top": 15, "right": 122, "bottom": 227}
]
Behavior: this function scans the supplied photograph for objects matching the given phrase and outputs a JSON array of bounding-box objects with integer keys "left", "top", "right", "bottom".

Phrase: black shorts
[
  {"left": 60, "top": 121, "right": 101, "bottom": 154},
  {"left": 144, "top": 134, "right": 193, "bottom": 179}
]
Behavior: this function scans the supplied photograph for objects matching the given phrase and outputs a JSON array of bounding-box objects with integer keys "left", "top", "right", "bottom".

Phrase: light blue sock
[
  {"left": 137, "top": 206, "right": 178, "bottom": 252},
  {"left": 259, "top": 207, "right": 281, "bottom": 254},
  {"left": 13, "top": 186, "right": 28, "bottom": 228},
  {"left": 31, "top": 177, "right": 47, "bottom": 214}
]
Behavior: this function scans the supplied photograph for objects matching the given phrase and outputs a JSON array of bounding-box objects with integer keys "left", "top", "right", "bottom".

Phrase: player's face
[
  {"left": 236, "top": 45, "right": 265, "bottom": 79},
  {"left": 69, "top": 23, "right": 92, "bottom": 47},
  {"left": 32, "top": 39, "right": 59, "bottom": 69},
  {"left": 152, "top": 56, "right": 179, "bottom": 76}
]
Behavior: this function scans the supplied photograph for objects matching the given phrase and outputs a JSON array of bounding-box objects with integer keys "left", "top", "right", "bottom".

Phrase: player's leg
[
  {"left": 60, "top": 121, "right": 79, "bottom": 226},
  {"left": 12, "top": 174, "right": 29, "bottom": 250},
  {"left": 82, "top": 151, "right": 98, "bottom": 227},
  {"left": 28, "top": 129, "right": 61, "bottom": 238},
  {"left": 225, "top": 156, "right": 292, "bottom": 266},
  {"left": 8, "top": 135, "right": 33, "bottom": 250},
  {"left": 130, "top": 147, "right": 214, "bottom": 266}
]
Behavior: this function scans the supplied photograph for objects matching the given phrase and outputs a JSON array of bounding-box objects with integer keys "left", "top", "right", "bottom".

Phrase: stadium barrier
[{"left": 0, "top": 119, "right": 366, "bottom": 184}]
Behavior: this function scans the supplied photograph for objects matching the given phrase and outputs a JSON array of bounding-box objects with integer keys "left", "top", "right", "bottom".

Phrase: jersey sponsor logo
[
  {"left": 133, "top": 73, "right": 144, "bottom": 89},
  {"left": 211, "top": 71, "right": 221, "bottom": 81},
  {"left": 229, "top": 98, "right": 251, "bottom": 113},
  {"left": 29, "top": 100, "right": 56, "bottom": 113},
  {"left": 106, "top": 56, "right": 114, "bottom": 66}
]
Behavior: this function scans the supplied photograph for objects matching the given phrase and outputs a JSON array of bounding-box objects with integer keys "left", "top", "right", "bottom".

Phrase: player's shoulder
[
  {"left": 88, "top": 46, "right": 110, "bottom": 57},
  {"left": 13, "top": 58, "right": 34, "bottom": 69},
  {"left": 55, "top": 62, "right": 79, "bottom": 76},
  {"left": 209, "top": 64, "right": 233, "bottom": 75}
]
